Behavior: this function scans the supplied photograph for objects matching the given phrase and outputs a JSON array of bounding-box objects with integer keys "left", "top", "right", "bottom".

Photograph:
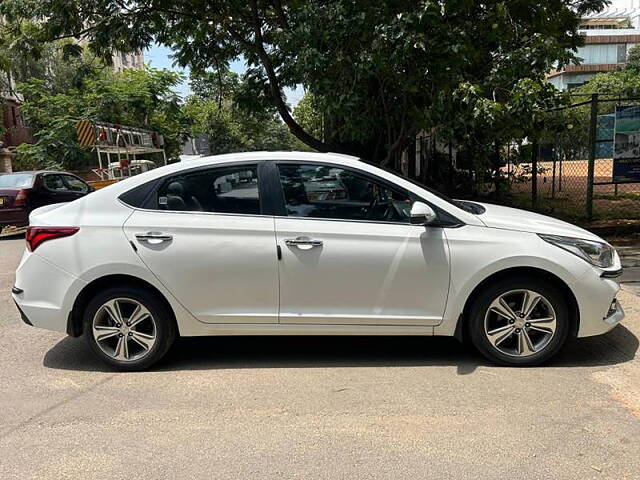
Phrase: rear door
[
  {"left": 123, "top": 162, "right": 280, "bottom": 324},
  {"left": 40, "top": 173, "right": 79, "bottom": 204}
]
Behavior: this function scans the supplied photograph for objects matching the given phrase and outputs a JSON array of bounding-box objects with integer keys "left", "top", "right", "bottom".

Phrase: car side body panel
[
  {"left": 434, "top": 225, "right": 620, "bottom": 338},
  {"left": 12, "top": 152, "right": 623, "bottom": 344},
  {"left": 14, "top": 198, "right": 201, "bottom": 336},
  {"left": 275, "top": 217, "right": 450, "bottom": 326}
]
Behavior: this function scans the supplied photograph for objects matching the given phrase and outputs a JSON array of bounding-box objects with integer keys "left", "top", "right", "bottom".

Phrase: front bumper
[
  {"left": 574, "top": 268, "right": 625, "bottom": 337},
  {"left": 604, "top": 298, "right": 625, "bottom": 327}
]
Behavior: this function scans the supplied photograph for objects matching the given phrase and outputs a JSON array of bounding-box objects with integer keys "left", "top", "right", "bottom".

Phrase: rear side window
[
  {"left": 156, "top": 165, "right": 261, "bottom": 215},
  {"left": 0, "top": 173, "right": 33, "bottom": 188}
]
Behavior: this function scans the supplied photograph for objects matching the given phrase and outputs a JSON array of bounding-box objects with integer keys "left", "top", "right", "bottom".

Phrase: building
[
  {"left": 1, "top": 74, "right": 33, "bottom": 149},
  {"left": 109, "top": 50, "right": 145, "bottom": 72},
  {"left": 548, "top": 9, "right": 640, "bottom": 90}
]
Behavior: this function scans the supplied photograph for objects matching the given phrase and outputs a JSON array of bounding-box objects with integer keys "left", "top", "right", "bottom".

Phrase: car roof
[
  {"left": 109, "top": 159, "right": 156, "bottom": 166},
  {"left": 1, "top": 170, "right": 72, "bottom": 175},
  {"left": 52, "top": 150, "right": 485, "bottom": 227},
  {"left": 190, "top": 151, "right": 362, "bottom": 167},
  {"left": 198, "top": 151, "right": 359, "bottom": 161}
]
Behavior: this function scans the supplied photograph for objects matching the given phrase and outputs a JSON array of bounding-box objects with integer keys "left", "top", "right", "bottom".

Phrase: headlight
[{"left": 538, "top": 234, "right": 614, "bottom": 268}]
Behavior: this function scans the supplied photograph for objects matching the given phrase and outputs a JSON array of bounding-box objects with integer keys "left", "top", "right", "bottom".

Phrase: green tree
[
  {"left": 14, "top": 48, "right": 186, "bottom": 170},
  {"left": 0, "top": 0, "right": 607, "bottom": 167},
  {"left": 624, "top": 44, "right": 640, "bottom": 75},
  {"left": 293, "top": 93, "right": 323, "bottom": 142},
  {"left": 183, "top": 68, "right": 309, "bottom": 154}
]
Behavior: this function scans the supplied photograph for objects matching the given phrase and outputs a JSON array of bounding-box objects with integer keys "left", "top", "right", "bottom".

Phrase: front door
[
  {"left": 274, "top": 162, "right": 450, "bottom": 326},
  {"left": 123, "top": 163, "right": 279, "bottom": 324},
  {"left": 40, "top": 174, "right": 81, "bottom": 206}
]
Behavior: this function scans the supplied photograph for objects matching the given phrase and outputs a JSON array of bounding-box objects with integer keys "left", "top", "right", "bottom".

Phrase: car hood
[{"left": 473, "top": 202, "right": 603, "bottom": 242}]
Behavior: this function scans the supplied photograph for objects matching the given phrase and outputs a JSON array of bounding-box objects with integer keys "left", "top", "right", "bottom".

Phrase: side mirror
[{"left": 410, "top": 201, "right": 437, "bottom": 225}]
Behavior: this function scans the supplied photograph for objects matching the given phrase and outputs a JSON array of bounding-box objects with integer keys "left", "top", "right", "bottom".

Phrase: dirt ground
[{"left": 508, "top": 159, "right": 640, "bottom": 219}]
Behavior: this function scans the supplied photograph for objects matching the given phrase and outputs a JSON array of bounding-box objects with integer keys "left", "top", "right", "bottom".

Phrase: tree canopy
[
  {"left": 184, "top": 68, "right": 309, "bottom": 155},
  {"left": 11, "top": 47, "right": 185, "bottom": 170},
  {"left": 0, "top": 0, "right": 608, "bottom": 166}
]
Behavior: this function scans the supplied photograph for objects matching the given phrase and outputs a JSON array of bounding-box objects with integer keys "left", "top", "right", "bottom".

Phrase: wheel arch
[
  {"left": 454, "top": 266, "right": 580, "bottom": 342},
  {"left": 67, "top": 274, "right": 177, "bottom": 337}
]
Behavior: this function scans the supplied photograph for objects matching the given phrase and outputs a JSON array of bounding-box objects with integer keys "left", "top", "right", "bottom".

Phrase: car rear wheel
[
  {"left": 468, "top": 277, "right": 570, "bottom": 366},
  {"left": 83, "top": 287, "right": 177, "bottom": 371}
]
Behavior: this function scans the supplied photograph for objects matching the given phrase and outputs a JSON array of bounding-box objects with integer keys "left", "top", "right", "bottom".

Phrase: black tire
[
  {"left": 83, "top": 286, "right": 177, "bottom": 371},
  {"left": 468, "top": 276, "right": 570, "bottom": 367}
]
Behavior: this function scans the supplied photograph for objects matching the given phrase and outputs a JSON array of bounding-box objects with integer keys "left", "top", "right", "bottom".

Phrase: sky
[{"left": 144, "top": 44, "right": 304, "bottom": 107}]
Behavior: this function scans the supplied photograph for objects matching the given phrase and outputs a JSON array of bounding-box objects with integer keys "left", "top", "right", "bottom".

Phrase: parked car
[
  {"left": 0, "top": 171, "right": 92, "bottom": 233},
  {"left": 13, "top": 152, "right": 624, "bottom": 370},
  {"left": 108, "top": 159, "right": 157, "bottom": 180}
]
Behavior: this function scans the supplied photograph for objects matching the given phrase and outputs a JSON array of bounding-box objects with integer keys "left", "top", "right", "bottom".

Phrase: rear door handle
[
  {"left": 285, "top": 236, "right": 323, "bottom": 247},
  {"left": 135, "top": 231, "right": 173, "bottom": 243}
]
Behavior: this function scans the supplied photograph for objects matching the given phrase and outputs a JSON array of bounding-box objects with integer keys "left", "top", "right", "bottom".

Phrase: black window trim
[
  {"left": 120, "top": 160, "right": 271, "bottom": 217},
  {"left": 117, "top": 158, "right": 464, "bottom": 227},
  {"left": 271, "top": 160, "right": 464, "bottom": 227}
]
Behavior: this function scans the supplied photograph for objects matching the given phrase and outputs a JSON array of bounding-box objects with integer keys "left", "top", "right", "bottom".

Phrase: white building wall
[{"left": 111, "top": 50, "right": 145, "bottom": 72}]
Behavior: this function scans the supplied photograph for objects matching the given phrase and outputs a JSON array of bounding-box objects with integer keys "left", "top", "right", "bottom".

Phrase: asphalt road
[{"left": 1, "top": 233, "right": 640, "bottom": 479}]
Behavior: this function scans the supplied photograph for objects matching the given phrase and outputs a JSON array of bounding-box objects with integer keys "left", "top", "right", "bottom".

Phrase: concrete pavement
[{"left": 1, "top": 233, "right": 639, "bottom": 479}]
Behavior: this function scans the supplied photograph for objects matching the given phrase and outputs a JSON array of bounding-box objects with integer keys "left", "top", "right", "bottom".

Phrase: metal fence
[{"left": 508, "top": 94, "right": 640, "bottom": 221}]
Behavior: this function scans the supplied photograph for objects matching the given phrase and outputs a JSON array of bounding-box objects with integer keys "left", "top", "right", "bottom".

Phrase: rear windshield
[{"left": 0, "top": 173, "right": 34, "bottom": 189}]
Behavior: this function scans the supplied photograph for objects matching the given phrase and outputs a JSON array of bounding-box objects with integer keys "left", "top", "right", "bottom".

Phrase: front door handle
[
  {"left": 135, "top": 231, "right": 173, "bottom": 243},
  {"left": 285, "top": 236, "right": 323, "bottom": 247}
]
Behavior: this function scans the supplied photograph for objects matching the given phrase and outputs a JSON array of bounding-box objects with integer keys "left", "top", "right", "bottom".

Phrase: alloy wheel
[
  {"left": 92, "top": 298, "right": 157, "bottom": 362},
  {"left": 484, "top": 289, "right": 557, "bottom": 357}
]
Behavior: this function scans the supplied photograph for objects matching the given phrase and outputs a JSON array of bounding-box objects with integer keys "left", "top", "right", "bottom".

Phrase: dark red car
[{"left": 0, "top": 171, "right": 93, "bottom": 233}]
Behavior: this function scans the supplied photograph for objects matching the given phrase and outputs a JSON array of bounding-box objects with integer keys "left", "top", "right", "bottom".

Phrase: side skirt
[{"left": 178, "top": 323, "right": 436, "bottom": 337}]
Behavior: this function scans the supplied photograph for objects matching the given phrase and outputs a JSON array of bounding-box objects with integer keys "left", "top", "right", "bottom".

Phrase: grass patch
[
  {"left": 508, "top": 192, "right": 587, "bottom": 222},
  {"left": 594, "top": 192, "right": 640, "bottom": 201}
]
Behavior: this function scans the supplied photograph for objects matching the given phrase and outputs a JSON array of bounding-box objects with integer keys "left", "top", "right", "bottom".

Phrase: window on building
[{"left": 576, "top": 44, "right": 626, "bottom": 64}]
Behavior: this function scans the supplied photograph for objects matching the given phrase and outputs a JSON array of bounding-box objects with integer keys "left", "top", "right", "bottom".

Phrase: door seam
[{"left": 272, "top": 216, "right": 281, "bottom": 324}]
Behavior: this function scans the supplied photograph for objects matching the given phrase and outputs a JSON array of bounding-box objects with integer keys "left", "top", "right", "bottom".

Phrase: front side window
[
  {"left": 63, "top": 175, "right": 89, "bottom": 193},
  {"left": 278, "top": 163, "right": 412, "bottom": 222},
  {"left": 157, "top": 165, "right": 260, "bottom": 214}
]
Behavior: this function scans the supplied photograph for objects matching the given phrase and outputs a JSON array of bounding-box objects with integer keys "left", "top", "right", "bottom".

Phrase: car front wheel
[
  {"left": 83, "top": 287, "right": 177, "bottom": 371},
  {"left": 468, "top": 277, "right": 570, "bottom": 366}
]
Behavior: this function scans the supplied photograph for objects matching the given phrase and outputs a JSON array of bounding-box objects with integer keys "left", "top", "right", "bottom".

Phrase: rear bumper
[
  {"left": 13, "top": 300, "right": 33, "bottom": 326},
  {"left": 12, "top": 251, "right": 86, "bottom": 334},
  {"left": 0, "top": 208, "right": 29, "bottom": 227}
]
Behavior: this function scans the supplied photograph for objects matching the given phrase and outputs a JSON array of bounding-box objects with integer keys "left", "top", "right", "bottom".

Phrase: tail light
[
  {"left": 14, "top": 189, "right": 29, "bottom": 207},
  {"left": 26, "top": 227, "right": 79, "bottom": 252}
]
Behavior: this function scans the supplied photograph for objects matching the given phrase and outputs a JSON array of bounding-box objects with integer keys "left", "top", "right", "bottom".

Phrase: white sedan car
[{"left": 12, "top": 152, "right": 624, "bottom": 370}]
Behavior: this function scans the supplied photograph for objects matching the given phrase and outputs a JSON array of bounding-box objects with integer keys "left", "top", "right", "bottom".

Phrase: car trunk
[{"left": 0, "top": 189, "right": 19, "bottom": 209}]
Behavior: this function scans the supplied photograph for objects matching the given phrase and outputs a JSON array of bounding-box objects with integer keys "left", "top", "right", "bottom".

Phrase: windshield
[
  {"left": 360, "top": 160, "right": 483, "bottom": 214},
  {"left": 0, "top": 173, "right": 34, "bottom": 189}
]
